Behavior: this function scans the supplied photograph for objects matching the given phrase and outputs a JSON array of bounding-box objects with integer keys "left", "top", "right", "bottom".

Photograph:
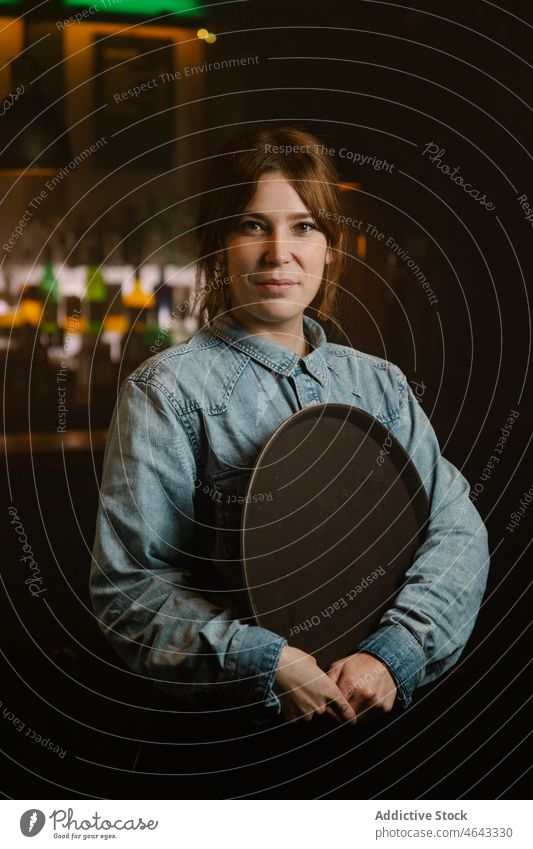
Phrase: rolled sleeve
[
  {"left": 224, "top": 625, "right": 287, "bottom": 722},
  {"left": 354, "top": 368, "right": 491, "bottom": 706},
  {"left": 357, "top": 623, "right": 427, "bottom": 707}
]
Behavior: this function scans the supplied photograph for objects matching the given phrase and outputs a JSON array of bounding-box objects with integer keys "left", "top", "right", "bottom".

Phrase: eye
[
  {"left": 240, "top": 219, "right": 265, "bottom": 232},
  {"left": 296, "top": 221, "right": 317, "bottom": 233}
]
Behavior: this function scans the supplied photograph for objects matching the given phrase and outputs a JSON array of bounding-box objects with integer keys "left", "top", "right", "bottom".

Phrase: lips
[
  {"left": 257, "top": 284, "right": 296, "bottom": 288},
  {"left": 256, "top": 280, "right": 297, "bottom": 295},
  {"left": 254, "top": 277, "right": 298, "bottom": 293}
]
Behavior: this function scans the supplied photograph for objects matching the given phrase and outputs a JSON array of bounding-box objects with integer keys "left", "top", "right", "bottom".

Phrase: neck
[{"left": 229, "top": 308, "right": 308, "bottom": 357}]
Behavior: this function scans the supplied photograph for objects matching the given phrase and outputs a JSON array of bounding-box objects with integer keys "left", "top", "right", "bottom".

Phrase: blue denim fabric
[{"left": 90, "top": 310, "right": 490, "bottom": 725}]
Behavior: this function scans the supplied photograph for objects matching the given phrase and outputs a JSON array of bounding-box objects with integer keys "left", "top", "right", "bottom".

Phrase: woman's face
[{"left": 219, "top": 171, "right": 331, "bottom": 326}]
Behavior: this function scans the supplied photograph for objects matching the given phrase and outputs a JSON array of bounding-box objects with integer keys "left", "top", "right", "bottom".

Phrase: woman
[{"left": 90, "top": 126, "right": 490, "bottom": 734}]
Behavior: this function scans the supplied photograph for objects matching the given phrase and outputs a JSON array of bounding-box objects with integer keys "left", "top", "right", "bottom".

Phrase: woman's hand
[
  {"left": 324, "top": 652, "right": 397, "bottom": 724},
  {"left": 273, "top": 645, "right": 357, "bottom": 725}
]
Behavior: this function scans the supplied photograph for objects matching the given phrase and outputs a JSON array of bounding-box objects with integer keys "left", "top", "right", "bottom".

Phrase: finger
[
  {"left": 324, "top": 705, "right": 340, "bottom": 721},
  {"left": 329, "top": 696, "right": 357, "bottom": 726},
  {"left": 345, "top": 690, "right": 381, "bottom": 724},
  {"left": 327, "top": 663, "right": 343, "bottom": 684},
  {"left": 324, "top": 705, "right": 352, "bottom": 724}
]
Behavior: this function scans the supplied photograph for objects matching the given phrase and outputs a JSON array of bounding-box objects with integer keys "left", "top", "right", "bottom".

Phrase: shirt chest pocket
[
  {"left": 336, "top": 389, "right": 401, "bottom": 429},
  {"left": 327, "top": 364, "right": 402, "bottom": 427}
]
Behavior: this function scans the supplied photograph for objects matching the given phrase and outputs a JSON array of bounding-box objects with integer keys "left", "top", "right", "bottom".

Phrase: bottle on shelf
[
  {"left": 122, "top": 270, "right": 157, "bottom": 333},
  {"left": 85, "top": 265, "right": 108, "bottom": 332},
  {"left": 39, "top": 259, "right": 63, "bottom": 348},
  {"left": 17, "top": 283, "right": 43, "bottom": 328}
]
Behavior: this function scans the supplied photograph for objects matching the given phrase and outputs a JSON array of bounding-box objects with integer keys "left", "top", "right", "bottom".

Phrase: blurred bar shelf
[{"left": 2, "top": 428, "right": 108, "bottom": 454}]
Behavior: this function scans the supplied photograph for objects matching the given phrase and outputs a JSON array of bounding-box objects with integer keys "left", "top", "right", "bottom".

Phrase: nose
[{"left": 262, "top": 228, "right": 292, "bottom": 265}]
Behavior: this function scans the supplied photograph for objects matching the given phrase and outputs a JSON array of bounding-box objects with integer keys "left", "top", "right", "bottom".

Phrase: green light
[{"left": 62, "top": 0, "right": 202, "bottom": 17}]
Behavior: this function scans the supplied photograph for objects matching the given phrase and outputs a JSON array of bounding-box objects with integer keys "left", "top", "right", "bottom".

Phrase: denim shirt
[{"left": 90, "top": 310, "right": 490, "bottom": 725}]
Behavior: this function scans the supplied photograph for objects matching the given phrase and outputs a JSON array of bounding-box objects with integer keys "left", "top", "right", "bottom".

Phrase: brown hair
[{"left": 193, "top": 125, "right": 346, "bottom": 328}]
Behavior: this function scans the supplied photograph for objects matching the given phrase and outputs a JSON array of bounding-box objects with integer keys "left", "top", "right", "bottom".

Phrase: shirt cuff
[
  {"left": 355, "top": 623, "right": 426, "bottom": 707},
  {"left": 223, "top": 624, "right": 288, "bottom": 722}
]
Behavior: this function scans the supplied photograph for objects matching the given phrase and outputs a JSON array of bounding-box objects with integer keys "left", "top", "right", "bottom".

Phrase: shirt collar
[{"left": 208, "top": 310, "right": 330, "bottom": 387}]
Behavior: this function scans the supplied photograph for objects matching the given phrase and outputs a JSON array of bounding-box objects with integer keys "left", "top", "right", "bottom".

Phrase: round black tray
[{"left": 242, "top": 403, "right": 430, "bottom": 670}]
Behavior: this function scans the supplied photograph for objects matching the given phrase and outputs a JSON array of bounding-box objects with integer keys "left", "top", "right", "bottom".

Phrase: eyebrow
[{"left": 239, "top": 211, "right": 314, "bottom": 219}]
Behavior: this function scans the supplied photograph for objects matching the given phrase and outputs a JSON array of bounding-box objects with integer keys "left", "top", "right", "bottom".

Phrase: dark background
[{"left": 2, "top": 0, "right": 532, "bottom": 799}]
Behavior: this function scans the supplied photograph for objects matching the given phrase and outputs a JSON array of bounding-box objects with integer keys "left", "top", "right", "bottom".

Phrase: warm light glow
[
  {"left": 197, "top": 28, "right": 208, "bottom": 39},
  {"left": 122, "top": 277, "right": 156, "bottom": 309},
  {"left": 103, "top": 314, "right": 129, "bottom": 334},
  {"left": 356, "top": 233, "right": 367, "bottom": 259},
  {"left": 205, "top": 32, "right": 216, "bottom": 43},
  {"left": 64, "top": 315, "right": 88, "bottom": 334},
  {"left": 0, "top": 168, "right": 59, "bottom": 177},
  {"left": 0, "top": 311, "right": 19, "bottom": 328},
  {"left": 10, "top": 299, "right": 43, "bottom": 327},
  {"left": 338, "top": 182, "right": 362, "bottom": 192}
]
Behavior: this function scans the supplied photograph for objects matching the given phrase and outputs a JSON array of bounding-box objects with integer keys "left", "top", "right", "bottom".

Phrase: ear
[{"left": 325, "top": 246, "right": 333, "bottom": 266}]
